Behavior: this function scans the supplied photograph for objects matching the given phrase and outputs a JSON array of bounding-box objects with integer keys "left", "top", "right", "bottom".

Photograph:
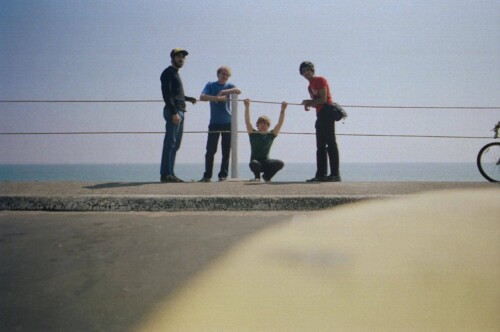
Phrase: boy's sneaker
[
  {"left": 249, "top": 177, "right": 261, "bottom": 182},
  {"left": 199, "top": 177, "right": 211, "bottom": 183},
  {"left": 218, "top": 177, "right": 227, "bottom": 182}
]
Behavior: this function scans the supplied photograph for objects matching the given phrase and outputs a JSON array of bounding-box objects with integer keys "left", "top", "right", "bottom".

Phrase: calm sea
[{"left": 0, "top": 163, "right": 486, "bottom": 182}]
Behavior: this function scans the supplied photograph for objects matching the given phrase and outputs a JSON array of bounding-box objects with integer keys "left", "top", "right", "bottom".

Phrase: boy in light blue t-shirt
[{"left": 199, "top": 66, "right": 241, "bottom": 182}]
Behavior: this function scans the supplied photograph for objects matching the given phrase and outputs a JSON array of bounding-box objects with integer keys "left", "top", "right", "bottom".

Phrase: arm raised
[
  {"left": 244, "top": 99, "right": 254, "bottom": 133},
  {"left": 272, "top": 102, "right": 287, "bottom": 135}
]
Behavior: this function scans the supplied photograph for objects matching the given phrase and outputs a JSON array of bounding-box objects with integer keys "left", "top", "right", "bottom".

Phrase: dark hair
[{"left": 299, "top": 61, "right": 315, "bottom": 75}]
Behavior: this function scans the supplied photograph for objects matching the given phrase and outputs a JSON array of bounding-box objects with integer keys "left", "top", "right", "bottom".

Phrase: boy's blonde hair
[
  {"left": 217, "top": 66, "right": 232, "bottom": 76},
  {"left": 256, "top": 116, "right": 271, "bottom": 127}
]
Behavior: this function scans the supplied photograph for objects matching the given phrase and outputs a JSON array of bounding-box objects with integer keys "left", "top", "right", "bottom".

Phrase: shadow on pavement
[
  {"left": 244, "top": 181, "right": 320, "bottom": 185},
  {"left": 83, "top": 182, "right": 161, "bottom": 189}
]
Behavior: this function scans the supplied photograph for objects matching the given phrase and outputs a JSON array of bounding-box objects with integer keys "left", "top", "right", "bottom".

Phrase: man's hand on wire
[{"left": 302, "top": 99, "right": 313, "bottom": 111}]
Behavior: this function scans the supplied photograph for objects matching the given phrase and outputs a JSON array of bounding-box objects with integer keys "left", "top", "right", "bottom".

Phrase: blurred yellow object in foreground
[{"left": 137, "top": 189, "right": 500, "bottom": 332}]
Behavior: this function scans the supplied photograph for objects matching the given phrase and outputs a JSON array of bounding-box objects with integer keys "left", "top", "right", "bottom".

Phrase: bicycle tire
[{"left": 477, "top": 142, "right": 500, "bottom": 182}]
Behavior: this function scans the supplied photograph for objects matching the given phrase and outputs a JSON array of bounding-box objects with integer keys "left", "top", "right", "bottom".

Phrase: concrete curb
[{"left": 0, "top": 195, "right": 386, "bottom": 212}]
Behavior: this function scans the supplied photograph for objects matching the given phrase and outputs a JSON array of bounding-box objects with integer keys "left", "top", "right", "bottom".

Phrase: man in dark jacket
[{"left": 160, "top": 48, "right": 196, "bottom": 183}]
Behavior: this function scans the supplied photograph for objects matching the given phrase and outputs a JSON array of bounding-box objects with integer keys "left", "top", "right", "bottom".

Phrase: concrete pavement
[
  {"left": 1, "top": 181, "right": 497, "bottom": 211},
  {"left": 0, "top": 210, "right": 296, "bottom": 332},
  {"left": 2, "top": 187, "right": 499, "bottom": 331},
  {"left": 1, "top": 181, "right": 498, "bottom": 330}
]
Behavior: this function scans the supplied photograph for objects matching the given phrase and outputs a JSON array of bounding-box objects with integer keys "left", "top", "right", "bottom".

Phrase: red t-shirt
[{"left": 308, "top": 76, "right": 332, "bottom": 113}]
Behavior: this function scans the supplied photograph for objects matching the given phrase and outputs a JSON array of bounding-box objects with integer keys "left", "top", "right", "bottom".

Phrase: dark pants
[
  {"left": 249, "top": 159, "right": 284, "bottom": 181},
  {"left": 203, "top": 123, "right": 231, "bottom": 179},
  {"left": 160, "top": 108, "right": 184, "bottom": 176},
  {"left": 315, "top": 106, "right": 340, "bottom": 177}
]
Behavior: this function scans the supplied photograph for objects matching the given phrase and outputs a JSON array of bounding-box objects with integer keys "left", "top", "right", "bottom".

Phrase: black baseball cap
[{"left": 170, "top": 48, "right": 189, "bottom": 58}]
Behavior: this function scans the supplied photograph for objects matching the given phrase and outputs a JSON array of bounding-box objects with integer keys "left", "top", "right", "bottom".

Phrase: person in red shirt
[{"left": 300, "top": 61, "right": 341, "bottom": 182}]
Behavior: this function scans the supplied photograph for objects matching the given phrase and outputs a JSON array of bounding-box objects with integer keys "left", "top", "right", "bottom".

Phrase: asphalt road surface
[{"left": 1, "top": 211, "right": 295, "bottom": 332}]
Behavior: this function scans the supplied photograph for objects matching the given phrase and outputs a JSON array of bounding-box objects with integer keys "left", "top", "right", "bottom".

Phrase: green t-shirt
[{"left": 249, "top": 130, "right": 277, "bottom": 161}]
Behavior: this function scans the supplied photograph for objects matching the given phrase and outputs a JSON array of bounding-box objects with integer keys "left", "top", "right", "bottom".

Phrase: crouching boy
[{"left": 244, "top": 99, "right": 287, "bottom": 182}]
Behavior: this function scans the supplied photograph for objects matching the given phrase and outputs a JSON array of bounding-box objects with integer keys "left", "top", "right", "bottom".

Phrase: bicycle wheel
[{"left": 477, "top": 142, "right": 500, "bottom": 182}]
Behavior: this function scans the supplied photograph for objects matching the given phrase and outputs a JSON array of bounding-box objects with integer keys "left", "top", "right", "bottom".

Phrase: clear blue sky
[{"left": 1, "top": 0, "right": 499, "bottom": 164}]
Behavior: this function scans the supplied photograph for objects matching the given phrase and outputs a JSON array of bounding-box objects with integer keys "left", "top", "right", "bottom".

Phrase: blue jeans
[{"left": 160, "top": 107, "right": 184, "bottom": 176}]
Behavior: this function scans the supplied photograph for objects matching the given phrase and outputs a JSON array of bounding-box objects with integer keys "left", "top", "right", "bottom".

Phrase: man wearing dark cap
[{"left": 160, "top": 48, "right": 196, "bottom": 183}]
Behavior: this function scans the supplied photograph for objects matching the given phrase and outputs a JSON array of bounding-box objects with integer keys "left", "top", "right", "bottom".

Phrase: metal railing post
[{"left": 230, "top": 94, "right": 238, "bottom": 178}]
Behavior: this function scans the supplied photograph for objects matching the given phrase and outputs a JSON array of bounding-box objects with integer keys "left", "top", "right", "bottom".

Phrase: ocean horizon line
[{"left": 0, "top": 162, "right": 485, "bottom": 182}]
